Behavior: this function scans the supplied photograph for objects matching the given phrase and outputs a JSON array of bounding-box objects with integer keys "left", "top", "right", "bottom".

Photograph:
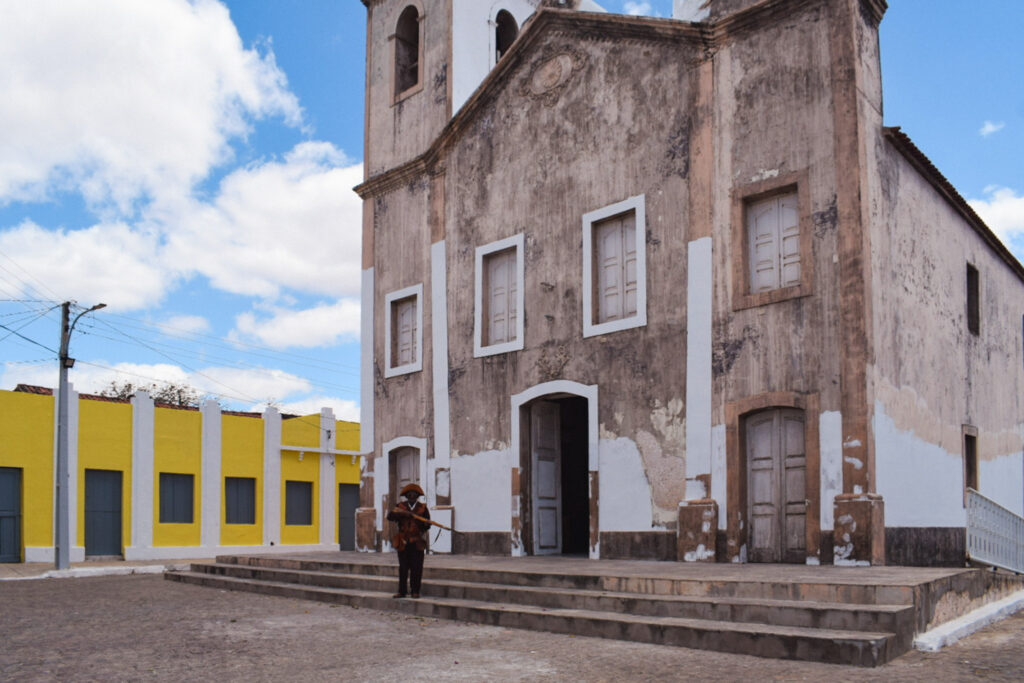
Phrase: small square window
[
  {"left": 384, "top": 284, "right": 423, "bottom": 377},
  {"left": 159, "top": 473, "right": 193, "bottom": 524},
  {"left": 582, "top": 195, "right": 647, "bottom": 338},
  {"left": 285, "top": 480, "right": 313, "bottom": 526},
  {"left": 225, "top": 477, "right": 256, "bottom": 525},
  {"left": 474, "top": 234, "right": 525, "bottom": 357}
]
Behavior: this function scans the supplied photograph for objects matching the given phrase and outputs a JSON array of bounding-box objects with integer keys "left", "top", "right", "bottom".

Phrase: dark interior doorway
[
  {"left": 338, "top": 483, "right": 359, "bottom": 551},
  {"left": 559, "top": 397, "right": 589, "bottom": 555}
]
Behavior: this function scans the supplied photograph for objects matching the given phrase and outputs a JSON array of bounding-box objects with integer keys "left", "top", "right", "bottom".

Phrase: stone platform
[{"left": 165, "top": 551, "right": 1022, "bottom": 667}]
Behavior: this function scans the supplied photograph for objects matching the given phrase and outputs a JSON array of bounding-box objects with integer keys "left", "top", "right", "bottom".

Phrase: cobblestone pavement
[{"left": 1, "top": 574, "right": 1022, "bottom": 682}]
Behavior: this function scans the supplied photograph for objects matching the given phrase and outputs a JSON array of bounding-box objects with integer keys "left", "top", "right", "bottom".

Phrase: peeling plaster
[
  {"left": 819, "top": 411, "right": 842, "bottom": 529},
  {"left": 684, "top": 544, "right": 715, "bottom": 562},
  {"left": 843, "top": 456, "right": 864, "bottom": 470},
  {"left": 650, "top": 398, "right": 685, "bottom": 451},
  {"left": 635, "top": 429, "right": 685, "bottom": 525},
  {"left": 750, "top": 168, "right": 779, "bottom": 182},
  {"left": 598, "top": 437, "right": 655, "bottom": 531}
]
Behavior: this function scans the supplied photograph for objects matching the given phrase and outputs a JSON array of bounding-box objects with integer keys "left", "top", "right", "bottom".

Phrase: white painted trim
[
  {"left": 915, "top": 589, "right": 1024, "bottom": 651},
  {"left": 510, "top": 380, "right": 599, "bottom": 558},
  {"left": 431, "top": 241, "right": 451, "bottom": 469},
  {"left": 124, "top": 542, "right": 340, "bottom": 562},
  {"left": 23, "top": 546, "right": 84, "bottom": 563},
  {"left": 130, "top": 391, "right": 155, "bottom": 551},
  {"left": 582, "top": 194, "right": 648, "bottom": 338},
  {"left": 319, "top": 408, "right": 337, "bottom": 547},
  {"left": 684, "top": 237, "right": 713, "bottom": 501},
  {"left": 262, "top": 408, "right": 282, "bottom": 545},
  {"left": 473, "top": 233, "right": 526, "bottom": 357},
  {"left": 378, "top": 436, "right": 429, "bottom": 538},
  {"left": 819, "top": 410, "right": 843, "bottom": 530},
  {"left": 360, "top": 267, "right": 374, "bottom": 453},
  {"left": 67, "top": 385, "right": 79, "bottom": 551},
  {"left": 384, "top": 283, "right": 424, "bottom": 377},
  {"left": 200, "top": 400, "right": 221, "bottom": 549}
]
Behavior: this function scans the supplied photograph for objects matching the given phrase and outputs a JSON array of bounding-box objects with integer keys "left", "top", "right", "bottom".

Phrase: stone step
[
  {"left": 166, "top": 569, "right": 897, "bottom": 666},
  {"left": 213, "top": 555, "right": 913, "bottom": 605},
  {"left": 192, "top": 561, "right": 914, "bottom": 637}
]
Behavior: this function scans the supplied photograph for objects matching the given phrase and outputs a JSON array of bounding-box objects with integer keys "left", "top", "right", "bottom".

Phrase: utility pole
[{"left": 55, "top": 301, "right": 106, "bottom": 569}]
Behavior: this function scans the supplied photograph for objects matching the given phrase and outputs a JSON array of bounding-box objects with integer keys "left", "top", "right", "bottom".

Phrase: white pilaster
[
  {"left": 684, "top": 236, "right": 713, "bottom": 500},
  {"left": 53, "top": 383, "right": 84, "bottom": 561},
  {"left": 430, "top": 240, "right": 451, "bottom": 509},
  {"left": 200, "top": 399, "right": 222, "bottom": 549},
  {"left": 129, "top": 391, "right": 155, "bottom": 553},
  {"left": 262, "top": 407, "right": 282, "bottom": 546},
  {"left": 319, "top": 407, "right": 337, "bottom": 547},
  {"left": 360, "top": 267, "right": 374, "bottom": 455}
]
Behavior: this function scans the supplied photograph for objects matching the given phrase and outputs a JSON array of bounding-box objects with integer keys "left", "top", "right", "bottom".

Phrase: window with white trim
[
  {"left": 747, "top": 192, "right": 800, "bottom": 293},
  {"left": 474, "top": 234, "right": 525, "bottom": 357},
  {"left": 385, "top": 284, "right": 423, "bottom": 377},
  {"left": 582, "top": 195, "right": 647, "bottom": 338}
]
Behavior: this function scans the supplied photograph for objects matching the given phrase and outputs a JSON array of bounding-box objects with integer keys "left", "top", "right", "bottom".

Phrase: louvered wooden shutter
[
  {"left": 748, "top": 193, "right": 800, "bottom": 293},
  {"left": 393, "top": 297, "right": 416, "bottom": 366},
  {"left": 486, "top": 248, "right": 516, "bottom": 345},
  {"left": 594, "top": 212, "right": 638, "bottom": 323}
]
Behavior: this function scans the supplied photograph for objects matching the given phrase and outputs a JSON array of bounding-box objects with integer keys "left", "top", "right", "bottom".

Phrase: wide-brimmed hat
[{"left": 400, "top": 483, "right": 424, "bottom": 498}]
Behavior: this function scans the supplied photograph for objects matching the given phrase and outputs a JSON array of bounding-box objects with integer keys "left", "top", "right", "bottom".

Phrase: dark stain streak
[
  {"left": 813, "top": 195, "right": 837, "bottom": 238},
  {"left": 448, "top": 364, "right": 465, "bottom": 390},
  {"left": 712, "top": 324, "right": 761, "bottom": 377},
  {"left": 660, "top": 114, "right": 690, "bottom": 179}
]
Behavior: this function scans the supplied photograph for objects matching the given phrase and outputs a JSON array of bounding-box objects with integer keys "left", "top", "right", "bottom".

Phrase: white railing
[{"left": 966, "top": 488, "right": 1024, "bottom": 574}]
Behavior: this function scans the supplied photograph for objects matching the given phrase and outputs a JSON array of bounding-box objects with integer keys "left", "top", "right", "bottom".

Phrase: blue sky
[{"left": 0, "top": 0, "right": 1020, "bottom": 419}]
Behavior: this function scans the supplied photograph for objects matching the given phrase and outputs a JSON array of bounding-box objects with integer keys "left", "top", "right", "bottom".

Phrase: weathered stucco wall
[
  {"left": 871, "top": 138, "right": 1024, "bottom": 524},
  {"left": 442, "top": 29, "right": 705, "bottom": 533}
]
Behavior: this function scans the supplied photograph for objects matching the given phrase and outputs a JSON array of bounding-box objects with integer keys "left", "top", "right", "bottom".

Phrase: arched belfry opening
[
  {"left": 494, "top": 10, "right": 518, "bottom": 63},
  {"left": 520, "top": 395, "right": 590, "bottom": 555},
  {"left": 394, "top": 5, "right": 420, "bottom": 96}
]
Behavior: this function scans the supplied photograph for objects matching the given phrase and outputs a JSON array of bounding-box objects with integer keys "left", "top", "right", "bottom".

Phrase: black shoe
[
  {"left": 410, "top": 593, "right": 420, "bottom": 599},
  {"left": 393, "top": 593, "right": 406, "bottom": 598}
]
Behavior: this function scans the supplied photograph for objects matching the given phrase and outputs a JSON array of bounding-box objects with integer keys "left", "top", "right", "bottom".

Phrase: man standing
[{"left": 386, "top": 483, "right": 430, "bottom": 598}]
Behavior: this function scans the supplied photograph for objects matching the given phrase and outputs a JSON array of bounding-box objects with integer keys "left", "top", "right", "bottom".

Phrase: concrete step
[
  {"left": 192, "top": 561, "right": 914, "bottom": 636},
  {"left": 166, "top": 569, "right": 897, "bottom": 666},
  {"left": 213, "top": 555, "right": 913, "bottom": 605}
]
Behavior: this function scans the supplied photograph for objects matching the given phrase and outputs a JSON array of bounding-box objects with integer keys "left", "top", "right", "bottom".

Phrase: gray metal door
[
  {"left": 338, "top": 484, "right": 359, "bottom": 551},
  {"left": 0, "top": 467, "right": 21, "bottom": 563},
  {"left": 85, "top": 469, "right": 122, "bottom": 557}
]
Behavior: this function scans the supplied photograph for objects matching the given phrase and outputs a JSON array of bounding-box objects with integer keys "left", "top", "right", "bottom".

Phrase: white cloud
[
  {"left": 231, "top": 299, "right": 361, "bottom": 349},
  {"left": 161, "top": 315, "right": 212, "bottom": 336},
  {"left": 265, "top": 396, "right": 360, "bottom": 422},
  {"left": 160, "top": 145, "right": 363, "bottom": 299},
  {"left": 0, "top": 219, "right": 169, "bottom": 309},
  {"left": 0, "top": 0, "right": 301, "bottom": 214},
  {"left": 1, "top": 358, "right": 344, "bottom": 413},
  {"left": 979, "top": 121, "right": 1006, "bottom": 137},
  {"left": 969, "top": 186, "right": 1024, "bottom": 243},
  {"left": 623, "top": 2, "right": 657, "bottom": 16}
]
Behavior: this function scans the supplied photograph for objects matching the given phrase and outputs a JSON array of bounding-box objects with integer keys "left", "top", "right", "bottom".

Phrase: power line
[{"left": 0, "top": 320, "right": 57, "bottom": 354}]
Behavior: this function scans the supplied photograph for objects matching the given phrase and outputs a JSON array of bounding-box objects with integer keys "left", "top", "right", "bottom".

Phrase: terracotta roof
[
  {"left": 10, "top": 384, "right": 269, "bottom": 416},
  {"left": 883, "top": 127, "right": 1024, "bottom": 284}
]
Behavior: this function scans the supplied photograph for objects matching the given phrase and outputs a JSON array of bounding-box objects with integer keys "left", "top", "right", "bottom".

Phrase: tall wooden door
[
  {"left": 0, "top": 467, "right": 21, "bottom": 563},
  {"left": 338, "top": 483, "right": 359, "bottom": 551},
  {"left": 746, "top": 409, "right": 806, "bottom": 563},
  {"left": 85, "top": 469, "right": 123, "bottom": 557},
  {"left": 531, "top": 401, "right": 561, "bottom": 555},
  {"left": 392, "top": 447, "right": 420, "bottom": 499}
]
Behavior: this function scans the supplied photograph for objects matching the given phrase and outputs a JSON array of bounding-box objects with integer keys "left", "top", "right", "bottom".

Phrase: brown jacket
[{"left": 387, "top": 500, "right": 430, "bottom": 551}]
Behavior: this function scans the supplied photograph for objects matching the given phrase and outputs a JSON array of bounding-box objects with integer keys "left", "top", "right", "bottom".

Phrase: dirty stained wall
[{"left": 870, "top": 135, "right": 1024, "bottom": 529}]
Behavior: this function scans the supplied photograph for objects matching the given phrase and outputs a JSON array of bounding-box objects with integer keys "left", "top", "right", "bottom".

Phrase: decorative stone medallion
[{"left": 519, "top": 46, "right": 586, "bottom": 107}]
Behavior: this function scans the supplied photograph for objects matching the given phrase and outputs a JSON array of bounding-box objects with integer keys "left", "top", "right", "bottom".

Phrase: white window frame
[
  {"left": 384, "top": 283, "right": 424, "bottom": 378},
  {"left": 582, "top": 194, "right": 647, "bottom": 338},
  {"left": 474, "top": 233, "right": 525, "bottom": 357}
]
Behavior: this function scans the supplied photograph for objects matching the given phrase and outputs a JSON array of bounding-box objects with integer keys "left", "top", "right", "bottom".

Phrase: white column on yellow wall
[
  {"left": 67, "top": 384, "right": 82, "bottom": 561},
  {"left": 684, "top": 237, "right": 714, "bottom": 502},
  {"left": 200, "top": 399, "right": 222, "bottom": 549},
  {"left": 360, "top": 267, "right": 374, "bottom": 455},
  {"left": 262, "top": 407, "right": 282, "bottom": 546},
  {"left": 319, "top": 407, "right": 337, "bottom": 547},
  {"left": 129, "top": 391, "right": 155, "bottom": 555},
  {"left": 430, "top": 240, "right": 451, "bottom": 508}
]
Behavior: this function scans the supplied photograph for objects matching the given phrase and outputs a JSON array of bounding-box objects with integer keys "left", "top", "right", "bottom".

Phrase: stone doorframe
[
  {"left": 509, "top": 380, "right": 599, "bottom": 559},
  {"left": 724, "top": 391, "right": 821, "bottom": 564}
]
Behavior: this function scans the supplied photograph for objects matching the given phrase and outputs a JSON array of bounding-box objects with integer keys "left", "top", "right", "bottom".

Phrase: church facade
[{"left": 353, "top": 0, "right": 1024, "bottom": 566}]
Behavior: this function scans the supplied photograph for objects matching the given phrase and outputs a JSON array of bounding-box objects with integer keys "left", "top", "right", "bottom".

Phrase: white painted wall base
[
  {"left": 431, "top": 507, "right": 453, "bottom": 553},
  {"left": 23, "top": 546, "right": 85, "bottom": 563},
  {"left": 124, "top": 543, "right": 340, "bottom": 562}
]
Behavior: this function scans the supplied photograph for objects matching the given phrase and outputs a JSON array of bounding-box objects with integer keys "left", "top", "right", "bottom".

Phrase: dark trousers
[{"left": 397, "top": 545, "right": 425, "bottom": 595}]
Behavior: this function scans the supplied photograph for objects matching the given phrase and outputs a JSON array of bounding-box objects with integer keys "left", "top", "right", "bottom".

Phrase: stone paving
[{"left": 2, "top": 572, "right": 1023, "bottom": 681}]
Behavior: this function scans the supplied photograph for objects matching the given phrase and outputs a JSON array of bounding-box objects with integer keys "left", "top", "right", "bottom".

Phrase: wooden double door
[{"left": 746, "top": 409, "right": 807, "bottom": 563}]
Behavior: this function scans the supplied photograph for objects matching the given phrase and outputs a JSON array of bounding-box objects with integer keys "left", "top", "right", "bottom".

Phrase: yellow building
[{"left": 0, "top": 385, "right": 360, "bottom": 563}]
